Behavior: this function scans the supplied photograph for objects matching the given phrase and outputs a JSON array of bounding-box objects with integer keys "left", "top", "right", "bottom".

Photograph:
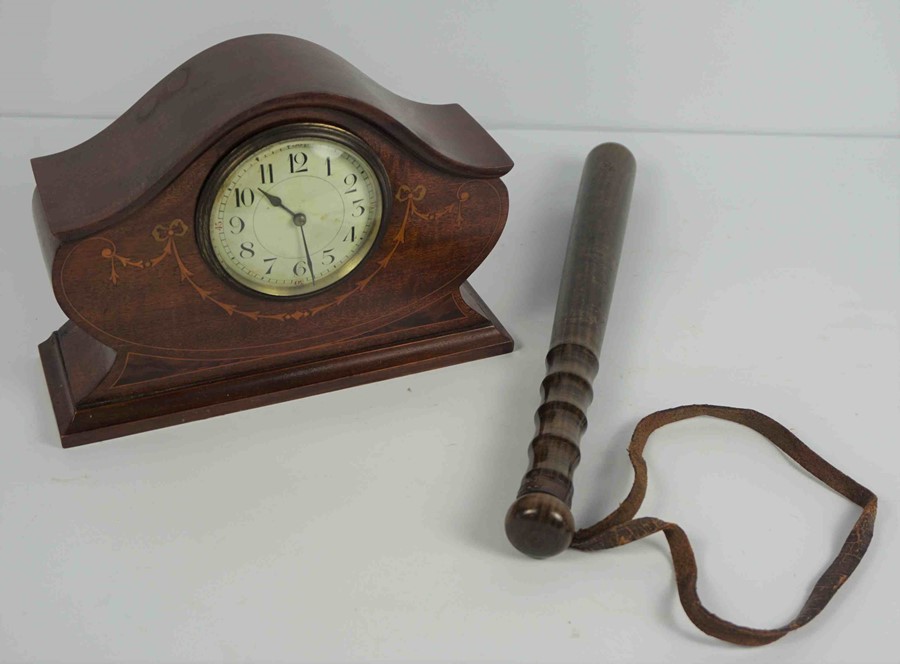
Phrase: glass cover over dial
[{"left": 202, "top": 126, "right": 385, "bottom": 297}]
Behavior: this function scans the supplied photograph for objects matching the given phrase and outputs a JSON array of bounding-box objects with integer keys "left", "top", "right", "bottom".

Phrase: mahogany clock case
[{"left": 31, "top": 35, "right": 515, "bottom": 447}]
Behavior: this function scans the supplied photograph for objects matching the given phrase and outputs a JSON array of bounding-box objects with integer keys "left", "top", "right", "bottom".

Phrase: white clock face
[{"left": 204, "top": 127, "right": 384, "bottom": 297}]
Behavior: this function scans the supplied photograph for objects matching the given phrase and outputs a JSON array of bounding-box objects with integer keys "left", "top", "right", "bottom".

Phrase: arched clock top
[{"left": 31, "top": 33, "right": 513, "bottom": 242}]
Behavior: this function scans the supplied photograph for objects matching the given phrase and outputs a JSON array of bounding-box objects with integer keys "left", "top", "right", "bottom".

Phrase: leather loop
[{"left": 570, "top": 405, "right": 877, "bottom": 646}]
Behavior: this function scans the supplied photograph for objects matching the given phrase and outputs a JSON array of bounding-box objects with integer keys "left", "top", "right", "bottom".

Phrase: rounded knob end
[{"left": 505, "top": 493, "right": 575, "bottom": 558}]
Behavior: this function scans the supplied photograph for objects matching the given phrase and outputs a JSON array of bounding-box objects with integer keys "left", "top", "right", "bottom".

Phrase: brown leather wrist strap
[{"left": 570, "top": 404, "right": 878, "bottom": 647}]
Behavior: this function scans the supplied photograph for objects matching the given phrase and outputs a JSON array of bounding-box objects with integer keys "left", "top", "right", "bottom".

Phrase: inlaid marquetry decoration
[{"left": 87, "top": 183, "right": 474, "bottom": 324}]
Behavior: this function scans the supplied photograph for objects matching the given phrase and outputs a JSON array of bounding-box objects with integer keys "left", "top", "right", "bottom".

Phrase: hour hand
[{"left": 257, "top": 188, "right": 296, "bottom": 216}]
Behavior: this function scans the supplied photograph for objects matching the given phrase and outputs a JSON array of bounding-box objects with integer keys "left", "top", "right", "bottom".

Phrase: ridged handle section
[
  {"left": 520, "top": 343, "right": 598, "bottom": 504},
  {"left": 505, "top": 143, "right": 636, "bottom": 558}
]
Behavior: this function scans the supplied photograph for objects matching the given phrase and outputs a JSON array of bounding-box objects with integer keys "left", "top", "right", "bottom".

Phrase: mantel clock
[{"left": 32, "top": 34, "right": 513, "bottom": 447}]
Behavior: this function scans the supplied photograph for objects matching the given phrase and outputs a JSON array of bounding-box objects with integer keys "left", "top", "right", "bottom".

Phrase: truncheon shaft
[{"left": 505, "top": 143, "right": 636, "bottom": 557}]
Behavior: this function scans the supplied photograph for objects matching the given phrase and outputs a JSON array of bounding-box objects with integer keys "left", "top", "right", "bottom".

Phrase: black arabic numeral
[
  {"left": 260, "top": 163, "right": 274, "bottom": 184},
  {"left": 289, "top": 152, "right": 309, "bottom": 173},
  {"left": 240, "top": 241, "right": 255, "bottom": 259},
  {"left": 263, "top": 257, "right": 277, "bottom": 274},
  {"left": 234, "top": 188, "right": 255, "bottom": 208},
  {"left": 343, "top": 173, "right": 357, "bottom": 194},
  {"left": 228, "top": 216, "right": 245, "bottom": 234}
]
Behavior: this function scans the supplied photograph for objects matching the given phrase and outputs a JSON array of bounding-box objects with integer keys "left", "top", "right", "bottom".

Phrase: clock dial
[{"left": 202, "top": 126, "right": 385, "bottom": 297}]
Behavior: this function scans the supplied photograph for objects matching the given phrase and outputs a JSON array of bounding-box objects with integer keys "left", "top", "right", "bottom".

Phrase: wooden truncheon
[
  {"left": 505, "top": 142, "right": 635, "bottom": 557},
  {"left": 503, "top": 143, "right": 877, "bottom": 647}
]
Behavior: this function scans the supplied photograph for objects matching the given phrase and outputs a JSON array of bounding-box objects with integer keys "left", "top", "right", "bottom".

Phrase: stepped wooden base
[{"left": 39, "top": 283, "right": 513, "bottom": 448}]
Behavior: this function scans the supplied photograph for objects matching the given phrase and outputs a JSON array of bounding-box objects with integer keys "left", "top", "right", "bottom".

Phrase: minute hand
[{"left": 294, "top": 214, "right": 316, "bottom": 285}]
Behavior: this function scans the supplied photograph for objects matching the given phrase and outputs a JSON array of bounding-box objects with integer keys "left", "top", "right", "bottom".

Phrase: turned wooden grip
[{"left": 505, "top": 143, "right": 636, "bottom": 558}]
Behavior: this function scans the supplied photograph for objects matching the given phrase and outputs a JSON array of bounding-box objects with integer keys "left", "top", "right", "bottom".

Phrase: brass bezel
[{"left": 195, "top": 123, "right": 390, "bottom": 299}]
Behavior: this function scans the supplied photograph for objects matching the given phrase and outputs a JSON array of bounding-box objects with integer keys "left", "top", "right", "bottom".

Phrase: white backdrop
[
  {"left": 1, "top": 0, "right": 897, "bottom": 135},
  {"left": 1, "top": 2, "right": 898, "bottom": 663}
]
